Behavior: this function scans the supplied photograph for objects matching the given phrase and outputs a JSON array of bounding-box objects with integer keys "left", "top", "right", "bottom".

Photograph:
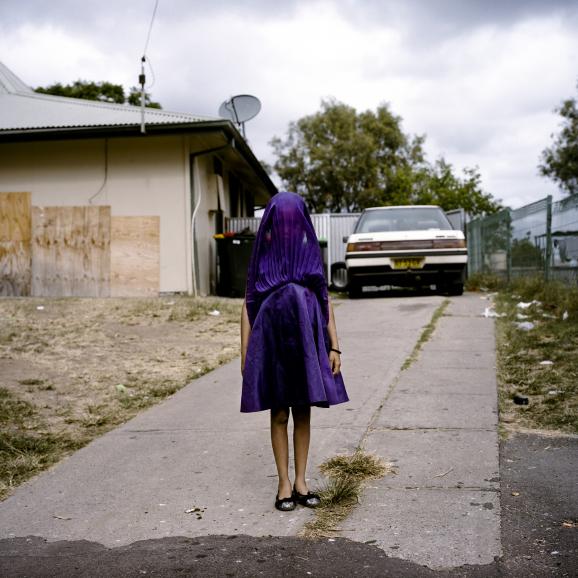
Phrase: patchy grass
[
  {"left": 401, "top": 299, "right": 450, "bottom": 371},
  {"left": 465, "top": 272, "right": 504, "bottom": 293},
  {"left": 0, "top": 387, "right": 88, "bottom": 498},
  {"left": 485, "top": 278, "right": 578, "bottom": 435},
  {"left": 0, "top": 296, "right": 243, "bottom": 500},
  {"left": 301, "top": 449, "right": 395, "bottom": 538}
]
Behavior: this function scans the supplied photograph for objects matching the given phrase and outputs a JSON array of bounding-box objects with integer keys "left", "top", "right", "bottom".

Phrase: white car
[{"left": 345, "top": 205, "right": 467, "bottom": 297}]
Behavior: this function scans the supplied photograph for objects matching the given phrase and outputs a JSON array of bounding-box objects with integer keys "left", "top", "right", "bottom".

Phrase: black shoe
[
  {"left": 293, "top": 486, "right": 321, "bottom": 508},
  {"left": 275, "top": 495, "right": 296, "bottom": 512}
]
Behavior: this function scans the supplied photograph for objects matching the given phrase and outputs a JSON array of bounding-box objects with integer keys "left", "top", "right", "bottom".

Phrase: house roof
[
  {"left": 0, "top": 61, "right": 218, "bottom": 131},
  {"left": 0, "top": 62, "right": 277, "bottom": 200}
]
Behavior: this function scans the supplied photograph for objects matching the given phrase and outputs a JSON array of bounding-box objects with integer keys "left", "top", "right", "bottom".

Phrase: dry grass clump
[
  {"left": 301, "top": 449, "right": 395, "bottom": 538},
  {"left": 316, "top": 475, "right": 361, "bottom": 508},
  {"left": 320, "top": 449, "right": 389, "bottom": 482}
]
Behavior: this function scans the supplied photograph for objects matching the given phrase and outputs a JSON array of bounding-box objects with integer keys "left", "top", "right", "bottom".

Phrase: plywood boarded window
[
  {"left": 111, "top": 216, "right": 160, "bottom": 297},
  {"left": 31, "top": 206, "right": 111, "bottom": 297},
  {"left": 0, "top": 192, "right": 32, "bottom": 296}
]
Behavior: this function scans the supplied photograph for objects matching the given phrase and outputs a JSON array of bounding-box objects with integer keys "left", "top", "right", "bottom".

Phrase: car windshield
[{"left": 355, "top": 207, "right": 453, "bottom": 233}]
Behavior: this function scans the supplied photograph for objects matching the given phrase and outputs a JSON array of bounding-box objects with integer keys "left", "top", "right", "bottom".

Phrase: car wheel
[
  {"left": 348, "top": 281, "right": 362, "bottom": 299},
  {"left": 448, "top": 283, "right": 464, "bottom": 296},
  {"left": 330, "top": 262, "right": 348, "bottom": 292}
]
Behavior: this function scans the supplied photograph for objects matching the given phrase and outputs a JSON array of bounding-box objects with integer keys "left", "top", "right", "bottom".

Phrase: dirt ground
[{"left": 0, "top": 296, "right": 243, "bottom": 497}]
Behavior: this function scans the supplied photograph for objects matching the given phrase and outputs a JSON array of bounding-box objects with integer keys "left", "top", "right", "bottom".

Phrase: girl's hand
[{"left": 329, "top": 350, "right": 341, "bottom": 375}]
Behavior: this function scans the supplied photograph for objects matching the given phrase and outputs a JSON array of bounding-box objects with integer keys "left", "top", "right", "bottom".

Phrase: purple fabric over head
[
  {"left": 245, "top": 192, "right": 328, "bottom": 326},
  {"left": 241, "top": 192, "right": 349, "bottom": 412}
]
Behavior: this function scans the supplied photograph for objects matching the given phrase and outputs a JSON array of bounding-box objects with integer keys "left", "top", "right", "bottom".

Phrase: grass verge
[
  {"left": 0, "top": 296, "right": 242, "bottom": 500},
  {"left": 471, "top": 275, "right": 578, "bottom": 435},
  {"left": 300, "top": 449, "right": 396, "bottom": 538},
  {"left": 0, "top": 387, "right": 88, "bottom": 498}
]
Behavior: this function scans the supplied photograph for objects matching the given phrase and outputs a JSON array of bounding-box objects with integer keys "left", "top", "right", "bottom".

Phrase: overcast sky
[{"left": 1, "top": 0, "right": 577, "bottom": 209}]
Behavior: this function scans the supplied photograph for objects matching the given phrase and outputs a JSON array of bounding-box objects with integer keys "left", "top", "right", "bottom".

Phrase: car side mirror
[{"left": 342, "top": 235, "right": 349, "bottom": 243}]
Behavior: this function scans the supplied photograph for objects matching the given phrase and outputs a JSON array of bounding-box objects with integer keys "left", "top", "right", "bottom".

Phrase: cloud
[
  {"left": 1, "top": 0, "right": 576, "bottom": 208},
  {"left": 0, "top": 23, "right": 136, "bottom": 88},
  {"left": 339, "top": 0, "right": 578, "bottom": 38}
]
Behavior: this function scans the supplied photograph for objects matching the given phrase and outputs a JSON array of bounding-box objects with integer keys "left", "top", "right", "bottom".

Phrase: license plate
[{"left": 392, "top": 258, "right": 425, "bottom": 270}]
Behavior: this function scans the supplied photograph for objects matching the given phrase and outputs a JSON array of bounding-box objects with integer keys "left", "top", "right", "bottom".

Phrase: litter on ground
[
  {"left": 483, "top": 307, "right": 505, "bottom": 318},
  {"left": 517, "top": 300, "right": 541, "bottom": 309},
  {"left": 514, "top": 321, "right": 535, "bottom": 331}
]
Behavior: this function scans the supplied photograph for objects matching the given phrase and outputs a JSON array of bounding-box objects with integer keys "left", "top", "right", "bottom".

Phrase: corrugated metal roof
[
  {"left": 0, "top": 61, "right": 33, "bottom": 94},
  {"left": 0, "top": 61, "right": 219, "bottom": 132}
]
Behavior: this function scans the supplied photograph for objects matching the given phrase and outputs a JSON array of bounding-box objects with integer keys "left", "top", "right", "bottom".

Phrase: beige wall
[
  {"left": 0, "top": 132, "right": 264, "bottom": 296},
  {"left": 0, "top": 135, "right": 191, "bottom": 293}
]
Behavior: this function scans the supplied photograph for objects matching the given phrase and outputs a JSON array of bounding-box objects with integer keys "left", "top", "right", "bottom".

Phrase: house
[{"left": 0, "top": 61, "right": 276, "bottom": 297}]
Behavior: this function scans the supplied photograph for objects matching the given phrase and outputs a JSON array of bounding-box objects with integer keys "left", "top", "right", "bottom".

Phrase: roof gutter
[{"left": 0, "top": 120, "right": 277, "bottom": 197}]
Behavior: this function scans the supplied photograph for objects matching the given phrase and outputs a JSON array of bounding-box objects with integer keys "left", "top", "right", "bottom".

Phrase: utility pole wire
[
  {"left": 143, "top": 0, "right": 160, "bottom": 57},
  {"left": 140, "top": 0, "right": 159, "bottom": 134}
]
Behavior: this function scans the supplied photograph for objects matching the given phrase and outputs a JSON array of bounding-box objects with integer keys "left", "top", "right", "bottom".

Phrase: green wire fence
[{"left": 467, "top": 193, "right": 578, "bottom": 285}]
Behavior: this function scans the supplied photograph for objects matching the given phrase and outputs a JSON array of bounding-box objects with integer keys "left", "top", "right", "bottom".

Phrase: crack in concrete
[
  {"left": 358, "top": 299, "right": 451, "bottom": 449},
  {"left": 374, "top": 486, "right": 500, "bottom": 492},
  {"left": 368, "top": 426, "right": 495, "bottom": 432}
]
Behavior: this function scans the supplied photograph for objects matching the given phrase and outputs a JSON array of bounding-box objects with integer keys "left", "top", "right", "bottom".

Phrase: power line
[
  {"left": 143, "top": 0, "right": 160, "bottom": 57},
  {"left": 139, "top": 0, "right": 160, "bottom": 133}
]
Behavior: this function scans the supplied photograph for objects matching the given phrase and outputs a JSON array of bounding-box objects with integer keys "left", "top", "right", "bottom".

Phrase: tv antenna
[
  {"left": 218, "top": 95, "right": 261, "bottom": 139},
  {"left": 139, "top": 0, "right": 159, "bottom": 134}
]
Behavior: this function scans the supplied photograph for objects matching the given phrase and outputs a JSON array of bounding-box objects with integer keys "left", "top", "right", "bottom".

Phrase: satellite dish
[{"left": 218, "top": 94, "right": 261, "bottom": 138}]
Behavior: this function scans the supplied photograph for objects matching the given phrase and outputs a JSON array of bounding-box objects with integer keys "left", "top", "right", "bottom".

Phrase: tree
[
  {"left": 35, "top": 80, "right": 161, "bottom": 109},
  {"left": 271, "top": 99, "right": 426, "bottom": 212},
  {"left": 127, "top": 86, "right": 161, "bottom": 108},
  {"left": 511, "top": 238, "right": 544, "bottom": 268},
  {"left": 539, "top": 82, "right": 578, "bottom": 195},
  {"left": 416, "top": 159, "right": 501, "bottom": 215},
  {"left": 271, "top": 99, "right": 500, "bottom": 216}
]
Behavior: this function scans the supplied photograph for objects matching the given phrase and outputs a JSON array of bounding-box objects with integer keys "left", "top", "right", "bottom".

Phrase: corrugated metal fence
[
  {"left": 226, "top": 213, "right": 360, "bottom": 280},
  {"left": 228, "top": 209, "right": 466, "bottom": 285}
]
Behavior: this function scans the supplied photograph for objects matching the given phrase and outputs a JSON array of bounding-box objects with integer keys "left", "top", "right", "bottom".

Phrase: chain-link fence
[{"left": 467, "top": 193, "right": 578, "bottom": 284}]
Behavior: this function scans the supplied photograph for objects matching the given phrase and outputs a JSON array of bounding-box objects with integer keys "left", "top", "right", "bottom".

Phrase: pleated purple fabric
[
  {"left": 245, "top": 192, "right": 328, "bottom": 327},
  {"left": 241, "top": 192, "right": 349, "bottom": 413}
]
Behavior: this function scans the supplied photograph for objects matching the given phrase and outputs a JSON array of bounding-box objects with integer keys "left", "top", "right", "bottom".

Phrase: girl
[{"left": 240, "top": 192, "right": 349, "bottom": 512}]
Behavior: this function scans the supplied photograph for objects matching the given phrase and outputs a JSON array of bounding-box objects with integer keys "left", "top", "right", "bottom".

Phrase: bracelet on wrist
[{"left": 330, "top": 348, "right": 341, "bottom": 355}]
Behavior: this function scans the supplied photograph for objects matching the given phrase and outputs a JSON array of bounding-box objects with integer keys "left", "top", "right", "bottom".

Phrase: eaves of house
[{"left": 0, "top": 61, "right": 277, "bottom": 200}]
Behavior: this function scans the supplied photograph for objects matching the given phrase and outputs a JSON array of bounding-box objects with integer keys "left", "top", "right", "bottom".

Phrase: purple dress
[{"left": 241, "top": 192, "right": 349, "bottom": 413}]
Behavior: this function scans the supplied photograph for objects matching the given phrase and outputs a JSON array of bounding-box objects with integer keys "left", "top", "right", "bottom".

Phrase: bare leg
[
  {"left": 270, "top": 407, "right": 292, "bottom": 499},
  {"left": 292, "top": 405, "right": 311, "bottom": 495}
]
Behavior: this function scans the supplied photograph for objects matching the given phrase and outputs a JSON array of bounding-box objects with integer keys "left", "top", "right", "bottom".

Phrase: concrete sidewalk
[
  {"left": 340, "top": 295, "right": 500, "bottom": 568},
  {"left": 0, "top": 293, "right": 500, "bottom": 570}
]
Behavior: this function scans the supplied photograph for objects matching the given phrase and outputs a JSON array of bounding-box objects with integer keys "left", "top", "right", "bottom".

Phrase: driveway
[{"left": 0, "top": 292, "right": 504, "bottom": 574}]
